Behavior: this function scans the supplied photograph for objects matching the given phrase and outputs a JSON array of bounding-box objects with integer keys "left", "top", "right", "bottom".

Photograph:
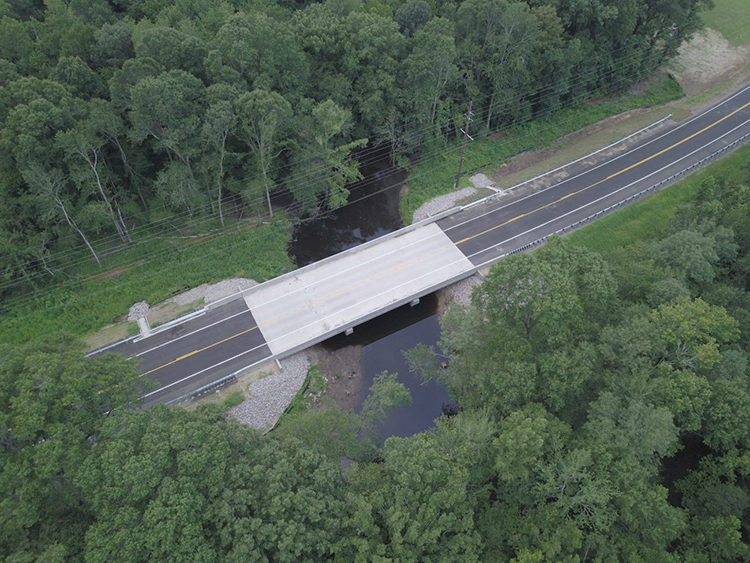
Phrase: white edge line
[
  {"left": 471, "top": 116, "right": 750, "bottom": 266},
  {"left": 141, "top": 91, "right": 750, "bottom": 400},
  {"left": 136, "top": 85, "right": 750, "bottom": 344},
  {"left": 201, "top": 82, "right": 750, "bottom": 312},
  {"left": 445, "top": 84, "right": 750, "bottom": 233},
  {"left": 135, "top": 307, "right": 251, "bottom": 357},
  {"left": 143, "top": 341, "right": 271, "bottom": 398}
]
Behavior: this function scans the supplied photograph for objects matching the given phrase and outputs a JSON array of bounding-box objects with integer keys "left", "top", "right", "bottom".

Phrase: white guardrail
[{"left": 171, "top": 127, "right": 750, "bottom": 404}]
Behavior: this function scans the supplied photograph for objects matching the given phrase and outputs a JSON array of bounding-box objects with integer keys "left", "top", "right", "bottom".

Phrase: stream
[{"left": 291, "top": 149, "right": 450, "bottom": 438}]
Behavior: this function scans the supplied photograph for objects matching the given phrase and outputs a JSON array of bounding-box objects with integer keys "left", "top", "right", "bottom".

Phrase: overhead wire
[{"left": 0, "top": 61, "right": 671, "bottom": 313}]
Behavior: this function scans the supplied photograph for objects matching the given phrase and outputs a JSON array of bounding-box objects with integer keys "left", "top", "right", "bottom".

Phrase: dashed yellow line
[{"left": 141, "top": 325, "right": 259, "bottom": 376}]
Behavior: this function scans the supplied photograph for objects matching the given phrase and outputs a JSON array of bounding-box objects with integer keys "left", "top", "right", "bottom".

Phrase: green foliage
[
  {"left": 1, "top": 0, "right": 740, "bottom": 560},
  {"left": 0, "top": 217, "right": 293, "bottom": 345},
  {"left": 401, "top": 76, "right": 685, "bottom": 222},
  {"left": 221, "top": 390, "right": 245, "bottom": 409}
]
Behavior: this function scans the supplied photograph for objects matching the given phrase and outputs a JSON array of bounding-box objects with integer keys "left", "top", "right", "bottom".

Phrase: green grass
[
  {"left": 401, "top": 76, "right": 685, "bottom": 222},
  {"left": 222, "top": 391, "right": 246, "bottom": 409},
  {"left": 0, "top": 216, "right": 293, "bottom": 345},
  {"left": 701, "top": 0, "right": 750, "bottom": 47},
  {"left": 568, "top": 143, "right": 750, "bottom": 257},
  {"left": 276, "top": 366, "right": 327, "bottom": 426},
  {"left": 126, "top": 321, "right": 140, "bottom": 337}
]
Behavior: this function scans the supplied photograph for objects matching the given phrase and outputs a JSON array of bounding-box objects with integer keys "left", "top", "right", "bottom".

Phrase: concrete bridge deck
[{"left": 93, "top": 82, "right": 750, "bottom": 406}]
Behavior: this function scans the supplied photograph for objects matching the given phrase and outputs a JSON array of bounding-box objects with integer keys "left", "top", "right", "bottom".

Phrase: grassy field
[
  {"left": 401, "top": 75, "right": 684, "bottom": 222},
  {"left": 568, "top": 143, "right": 750, "bottom": 257},
  {"left": 0, "top": 216, "right": 293, "bottom": 345},
  {"left": 701, "top": 0, "right": 750, "bottom": 47}
]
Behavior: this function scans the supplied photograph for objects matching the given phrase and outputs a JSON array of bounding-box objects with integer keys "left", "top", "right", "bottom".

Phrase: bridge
[{"left": 94, "top": 83, "right": 750, "bottom": 406}]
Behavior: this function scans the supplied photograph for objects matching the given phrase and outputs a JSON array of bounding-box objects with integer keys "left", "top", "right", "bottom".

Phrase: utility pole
[{"left": 455, "top": 101, "right": 473, "bottom": 189}]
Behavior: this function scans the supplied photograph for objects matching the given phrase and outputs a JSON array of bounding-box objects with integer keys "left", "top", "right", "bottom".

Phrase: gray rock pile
[
  {"left": 127, "top": 301, "right": 149, "bottom": 321},
  {"left": 230, "top": 352, "right": 310, "bottom": 430}
]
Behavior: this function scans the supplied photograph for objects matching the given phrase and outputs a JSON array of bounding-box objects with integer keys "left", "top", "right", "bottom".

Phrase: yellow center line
[
  {"left": 141, "top": 98, "right": 750, "bottom": 379},
  {"left": 455, "top": 99, "right": 750, "bottom": 246},
  {"left": 141, "top": 325, "right": 259, "bottom": 376}
]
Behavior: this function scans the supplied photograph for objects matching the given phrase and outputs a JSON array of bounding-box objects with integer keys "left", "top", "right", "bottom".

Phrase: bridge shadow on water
[{"left": 323, "top": 294, "right": 451, "bottom": 440}]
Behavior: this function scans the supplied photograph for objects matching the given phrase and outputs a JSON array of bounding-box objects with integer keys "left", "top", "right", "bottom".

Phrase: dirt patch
[
  {"left": 490, "top": 108, "right": 651, "bottom": 185},
  {"left": 671, "top": 28, "right": 750, "bottom": 96},
  {"left": 307, "top": 344, "right": 364, "bottom": 412},
  {"left": 84, "top": 321, "right": 134, "bottom": 351},
  {"left": 148, "top": 299, "right": 203, "bottom": 328}
]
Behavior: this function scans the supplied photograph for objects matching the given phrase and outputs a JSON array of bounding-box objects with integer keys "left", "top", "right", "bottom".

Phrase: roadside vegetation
[
  {"left": 4, "top": 144, "right": 750, "bottom": 560},
  {"left": 0, "top": 216, "right": 292, "bottom": 345},
  {"left": 1, "top": 0, "right": 707, "bottom": 329},
  {"left": 401, "top": 74, "right": 684, "bottom": 221},
  {"left": 701, "top": 0, "right": 750, "bottom": 46}
]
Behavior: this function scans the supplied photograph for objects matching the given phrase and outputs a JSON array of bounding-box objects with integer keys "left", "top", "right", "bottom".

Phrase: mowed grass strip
[
  {"left": 567, "top": 143, "right": 750, "bottom": 257},
  {"left": 701, "top": 0, "right": 750, "bottom": 47},
  {"left": 401, "top": 76, "right": 684, "bottom": 223},
  {"left": 0, "top": 217, "right": 293, "bottom": 345}
]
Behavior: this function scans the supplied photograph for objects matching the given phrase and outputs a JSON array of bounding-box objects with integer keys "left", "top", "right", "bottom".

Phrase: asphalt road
[
  {"left": 96, "top": 82, "right": 750, "bottom": 406},
  {"left": 440, "top": 83, "right": 750, "bottom": 263},
  {"left": 96, "top": 299, "right": 271, "bottom": 406}
]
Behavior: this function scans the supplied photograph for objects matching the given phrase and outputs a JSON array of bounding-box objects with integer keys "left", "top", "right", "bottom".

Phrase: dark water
[
  {"left": 293, "top": 146, "right": 447, "bottom": 438},
  {"left": 324, "top": 294, "right": 450, "bottom": 439},
  {"left": 288, "top": 146, "right": 407, "bottom": 266}
]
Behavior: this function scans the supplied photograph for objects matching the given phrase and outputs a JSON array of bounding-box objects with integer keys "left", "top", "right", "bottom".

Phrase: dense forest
[
  {"left": 0, "top": 0, "right": 709, "bottom": 303},
  {"left": 3, "top": 164, "right": 750, "bottom": 561}
]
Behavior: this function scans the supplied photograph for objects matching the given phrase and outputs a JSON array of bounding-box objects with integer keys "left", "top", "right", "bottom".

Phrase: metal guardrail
[
  {"left": 459, "top": 113, "right": 673, "bottom": 212},
  {"left": 501, "top": 131, "right": 750, "bottom": 258}
]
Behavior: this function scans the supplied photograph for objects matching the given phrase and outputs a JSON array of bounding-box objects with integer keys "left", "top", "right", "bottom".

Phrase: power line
[
  {"left": 0, "top": 64, "right": 674, "bottom": 315},
  {"left": 1, "top": 40, "right": 660, "bottom": 265}
]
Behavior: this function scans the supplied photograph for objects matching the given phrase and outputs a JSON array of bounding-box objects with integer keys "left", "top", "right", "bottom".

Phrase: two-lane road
[{"left": 96, "top": 82, "right": 750, "bottom": 406}]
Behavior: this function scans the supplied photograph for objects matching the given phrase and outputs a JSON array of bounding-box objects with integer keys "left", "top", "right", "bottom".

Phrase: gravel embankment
[
  {"left": 412, "top": 187, "right": 477, "bottom": 223},
  {"left": 469, "top": 173, "right": 495, "bottom": 189},
  {"left": 173, "top": 278, "right": 258, "bottom": 306},
  {"left": 439, "top": 274, "right": 483, "bottom": 311},
  {"left": 128, "top": 301, "right": 149, "bottom": 321},
  {"left": 230, "top": 352, "right": 309, "bottom": 430}
]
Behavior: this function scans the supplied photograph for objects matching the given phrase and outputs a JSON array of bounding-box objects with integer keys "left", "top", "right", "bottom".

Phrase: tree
[
  {"left": 290, "top": 99, "right": 367, "bottom": 211},
  {"left": 235, "top": 90, "right": 292, "bottom": 218},
  {"left": 214, "top": 12, "right": 309, "bottom": 99},
  {"left": 356, "top": 371, "right": 412, "bottom": 448},
  {"left": 403, "top": 17, "right": 457, "bottom": 134},
  {"left": 201, "top": 100, "right": 236, "bottom": 224},
  {"left": 651, "top": 230, "right": 721, "bottom": 284},
  {"left": 0, "top": 335, "right": 146, "bottom": 560},
  {"left": 337, "top": 431, "right": 483, "bottom": 562},
  {"left": 56, "top": 99, "right": 131, "bottom": 242},
  {"left": 48, "top": 56, "right": 105, "bottom": 99},
  {"left": 395, "top": 0, "right": 431, "bottom": 37},
  {"left": 456, "top": 0, "right": 539, "bottom": 129},
  {"left": 129, "top": 70, "right": 205, "bottom": 213},
  {"left": 649, "top": 297, "right": 739, "bottom": 372},
  {"left": 23, "top": 165, "right": 102, "bottom": 265},
  {"left": 76, "top": 406, "right": 349, "bottom": 562}
]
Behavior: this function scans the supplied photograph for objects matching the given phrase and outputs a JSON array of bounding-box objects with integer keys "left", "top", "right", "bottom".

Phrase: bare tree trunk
[
  {"left": 85, "top": 148, "right": 128, "bottom": 243},
  {"left": 56, "top": 196, "right": 101, "bottom": 266},
  {"left": 112, "top": 137, "right": 149, "bottom": 211},
  {"left": 39, "top": 239, "right": 55, "bottom": 277},
  {"left": 265, "top": 180, "right": 273, "bottom": 219}
]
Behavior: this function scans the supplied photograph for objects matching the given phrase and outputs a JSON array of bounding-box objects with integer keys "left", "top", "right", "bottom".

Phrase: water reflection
[{"left": 289, "top": 147, "right": 407, "bottom": 266}]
